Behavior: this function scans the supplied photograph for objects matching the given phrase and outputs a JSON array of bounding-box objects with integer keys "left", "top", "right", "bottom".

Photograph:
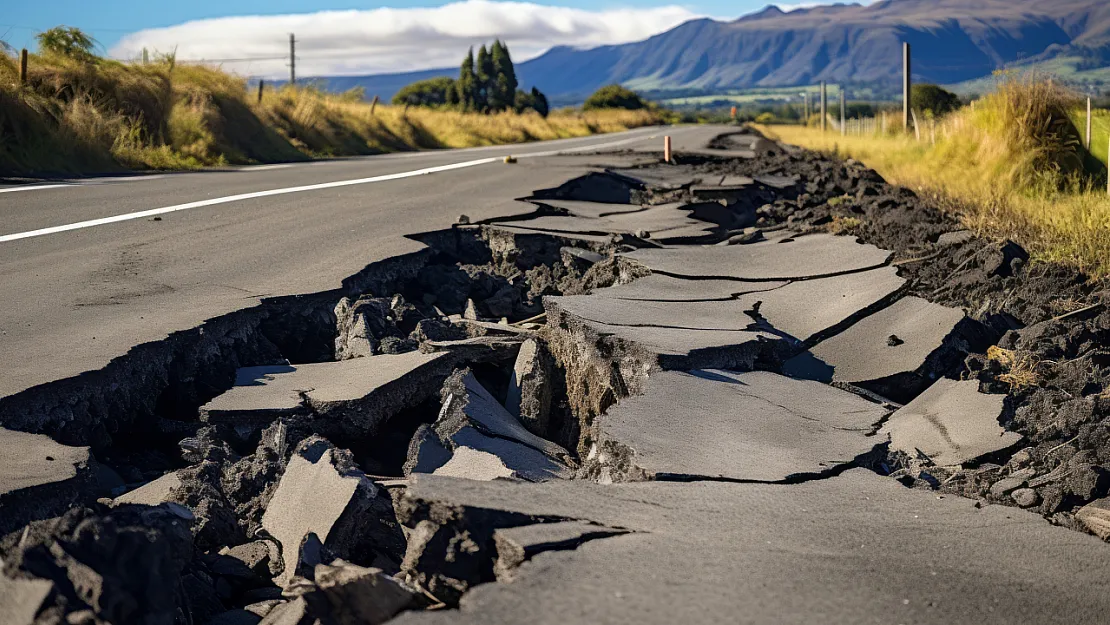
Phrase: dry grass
[
  {"left": 987, "top": 345, "right": 1042, "bottom": 390},
  {"left": 757, "top": 76, "right": 1110, "bottom": 277},
  {"left": 0, "top": 54, "right": 664, "bottom": 176}
]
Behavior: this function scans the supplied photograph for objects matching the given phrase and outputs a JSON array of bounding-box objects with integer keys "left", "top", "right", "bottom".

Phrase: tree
[
  {"left": 475, "top": 44, "right": 494, "bottom": 112},
  {"left": 583, "top": 85, "right": 648, "bottom": 110},
  {"left": 489, "top": 40, "right": 518, "bottom": 112},
  {"left": 36, "top": 26, "right": 96, "bottom": 62},
  {"left": 392, "top": 77, "right": 458, "bottom": 107},
  {"left": 911, "top": 84, "right": 961, "bottom": 117},
  {"left": 457, "top": 48, "right": 477, "bottom": 111},
  {"left": 530, "top": 86, "right": 549, "bottom": 117}
]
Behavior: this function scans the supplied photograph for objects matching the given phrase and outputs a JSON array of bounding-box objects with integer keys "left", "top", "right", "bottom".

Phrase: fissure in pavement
[{"left": 6, "top": 129, "right": 1110, "bottom": 624}]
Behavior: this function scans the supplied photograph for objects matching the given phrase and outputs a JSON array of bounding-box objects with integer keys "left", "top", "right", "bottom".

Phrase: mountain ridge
[{"left": 314, "top": 0, "right": 1110, "bottom": 102}]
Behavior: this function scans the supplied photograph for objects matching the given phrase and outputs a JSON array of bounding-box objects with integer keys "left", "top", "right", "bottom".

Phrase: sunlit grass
[
  {"left": 0, "top": 55, "right": 664, "bottom": 175},
  {"left": 755, "top": 77, "right": 1110, "bottom": 277}
]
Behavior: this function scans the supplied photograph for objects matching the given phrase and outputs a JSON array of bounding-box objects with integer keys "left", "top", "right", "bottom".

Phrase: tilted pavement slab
[
  {"left": 199, "top": 351, "right": 452, "bottom": 435},
  {"left": 584, "top": 265, "right": 906, "bottom": 343},
  {"left": 622, "top": 233, "right": 892, "bottom": 281},
  {"left": 0, "top": 427, "right": 92, "bottom": 535},
  {"left": 588, "top": 370, "right": 888, "bottom": 482},
  {"left": 392, "top": 471, "right": 1110, "bottom": 625},
  {"left": 782, "top": 296, "right": 968, "bottom": 394},
  {"left": 530, "top": 199, "right": 650, "bottom": 219},
  {"left": 882, "top": 378, "right": 1021, "bottom": 466}
]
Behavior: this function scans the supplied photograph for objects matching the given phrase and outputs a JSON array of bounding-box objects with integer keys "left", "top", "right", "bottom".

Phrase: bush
[
  {"left": 911, "top": 84, "right": 961, "bottom": 117},
  {"left": 392, "top": 77, "right": 456, "bottom": 108},
  {"left": 755, "top": 112, "right": 775, "bottom": 124},
  {"left": 36, "top": 26, "right": 97, "bottom": 62},
  {"left": 583, "top": 85, "right": 648, "bottom": 111}
]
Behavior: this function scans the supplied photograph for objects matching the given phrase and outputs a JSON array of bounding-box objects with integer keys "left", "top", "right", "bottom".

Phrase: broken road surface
[{"left": 3, "top": 126, "right": 1110, "bottom": 624}]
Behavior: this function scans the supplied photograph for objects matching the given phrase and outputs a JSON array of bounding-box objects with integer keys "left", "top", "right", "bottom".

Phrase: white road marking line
[
  {"left": 0, "top": 184, "right": 72, "bottom": 194},
  {"left": 0, "top": 157, "right": 498, "bottom": 244},
  {"left": 0, "top": 126, "right": 684, "bottom": 244},
  {"left": 240, "top": 164, "right": 294, "bottom": 171}
]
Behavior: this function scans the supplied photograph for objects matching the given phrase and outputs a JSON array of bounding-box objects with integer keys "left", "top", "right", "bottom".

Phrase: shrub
[
  {"left": 391, "top": 77, "right": 456, "bottom": 108},
  {"left": 583, "top": 85, "right": 648, "bottom": 111},
  {"left": 36, "top": 26, "right": 97, "bottom": 62},
  {"left": 911, "top": 84, "right": 961, "bottom": 117},
  {"left": 755, "top": 112, "right": 775, "bottom": 124}
]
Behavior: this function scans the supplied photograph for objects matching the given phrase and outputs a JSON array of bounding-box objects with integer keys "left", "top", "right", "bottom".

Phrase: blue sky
[{"left": 2, "top": 0, "right": 842, "bottom": 77}]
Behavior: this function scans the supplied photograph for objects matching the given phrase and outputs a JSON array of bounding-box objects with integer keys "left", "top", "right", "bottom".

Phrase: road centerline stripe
[{"left": 0, "top": 157, "right": 500, "bottom": 244}]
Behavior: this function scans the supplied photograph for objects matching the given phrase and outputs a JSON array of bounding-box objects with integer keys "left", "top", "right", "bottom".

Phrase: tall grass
[
  {"left": 758, "top": 75, "right": 1110, "bottom": 277},
  {"left": 0, "top": 54, "right": 664, "bottom": 176}
]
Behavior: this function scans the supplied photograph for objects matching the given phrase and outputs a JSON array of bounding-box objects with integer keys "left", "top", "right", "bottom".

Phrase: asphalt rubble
[{"left": 5, "top": 127, "right": 1110, "bottom": 623}]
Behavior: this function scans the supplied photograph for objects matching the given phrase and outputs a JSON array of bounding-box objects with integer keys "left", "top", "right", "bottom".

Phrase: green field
[
  {"left": 1071, "top": 107, "right": 1110, "bottom": 168},
  {"left": 659, "top": 85, "right": 843, "bottom": 106},
  {"left": 948, "top": 57, "right": 1110, "bottom": 96}
]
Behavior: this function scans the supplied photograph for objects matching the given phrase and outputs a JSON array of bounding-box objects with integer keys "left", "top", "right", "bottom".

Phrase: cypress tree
[
  {"left": 497, "top": 40, "right": 518, "bottom": 105},
  {"left": 489, "top": 40, "right": 512, "bottom": 111},
  {"left": 476, "top": 44, "right": 494, "bottom": 112},
  {"left": 457, "top": 48, "right": 476, "bottom": 111}
]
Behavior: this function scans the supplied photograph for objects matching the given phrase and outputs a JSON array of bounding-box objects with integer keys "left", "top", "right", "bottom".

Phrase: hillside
[{"left": 330, "top": 0, "right": 1110, "bottom": 102}]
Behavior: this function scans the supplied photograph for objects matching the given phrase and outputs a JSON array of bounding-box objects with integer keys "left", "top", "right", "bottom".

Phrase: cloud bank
[{"left": 110, "top": 0, "right": 702, "bottom": 78}]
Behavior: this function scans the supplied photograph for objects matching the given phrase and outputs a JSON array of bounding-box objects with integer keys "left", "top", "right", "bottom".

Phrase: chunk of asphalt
[
  {"left": 444, "top": 371, "right": 571, "bottom": 462},
  {"left": 494, "top": 205, "right": 712, "bottom": 241},
  {"left": 533, "top": 199, "right": 647, "bottom": 219},
  {"left": 0, "top": 574, "right": 52, "bottom": 625},
  {"left": 493, "top": 521, "right": 628, "bottom": 581},
  {"left": 113, "top": 470, "right": 184, "bottom": 506},
  {"left": 622, "top": 233, "right": 892, "bottom": 281},
  {"left": 1076, "top": 497, "right": 1110, "bottom": 540},
  {"left": 505, "top": 338, "right": 554, "bottom": 438},
  {"left": 544, "top": 297, "right": 781, "bottom": 371},
  {"left": 597, "top": 274, "right": 788, "bottom": 302},
  {"left": 390, "top": 471, "right": 1110, "bottom": 624},
  {"left": 294, "top": 560, "right": 415, "bottom": 625},
  {"left": 880, "top": 379, "right": 1020, "bottom": 467},
  {"left": 200, "top": 351, "right": 451, "bottom": 437},
  {"left": 261, "top": 438, "right": 388, "bottom": 586},
  {"left": 434, "top": 427, "right": 572, "bottom": 482},
  {"left": 0, "top": 427, "right": 92, "bottom": 536},
  {"left": 403, "top": 424, "right": 453, "bottom": 476},
  {"left": 586, "top": 370, "right": 888, "bottom": 483},
  {"left": 574, "top": 265, "right": 904, "bottom": 344},
  {"left": 783, "top": 296, "right": 969, "bottom": 401},
  {"left": 433, "top": 445, "right": 518, "bottom": 481}
]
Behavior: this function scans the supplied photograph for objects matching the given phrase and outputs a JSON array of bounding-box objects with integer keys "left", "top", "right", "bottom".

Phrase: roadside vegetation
[
  {"left": 0, "top": 28, "right": 665, "bottom": 176},
  {"left": 758, "top": 76, "right": 1110, "bottom": 277}
]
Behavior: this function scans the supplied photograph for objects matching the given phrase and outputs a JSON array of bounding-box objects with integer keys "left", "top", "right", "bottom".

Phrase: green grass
[
  {"left": 1070, "top": 107, "right": 1110, "bottom": 168},
  {"left": 948, "top": 58, "right": 1110, "bottom": 96}
]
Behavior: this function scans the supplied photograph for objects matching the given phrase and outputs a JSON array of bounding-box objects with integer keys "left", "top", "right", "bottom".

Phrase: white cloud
[{"left": 109, "top": 0, "right": 701, "bottom": 78}]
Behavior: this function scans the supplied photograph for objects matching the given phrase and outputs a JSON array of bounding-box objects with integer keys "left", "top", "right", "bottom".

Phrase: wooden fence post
[
  {"left": 664, "top": 135, "right": 672, "bottom": 163},
  {"left": 19, "top": 49, "right": 28, "bottom": 84},
  {"left": 821, "top": 82, "right": 827, "bottom": 132},
  {"left": 903, "top": 42, "right": 911, "bottom": 132},
  {"left": 370, "top": 95, "right": 380, "bottom": 115},
  {"left": 840, "top": 90, "right": 846, "bottom": 137},
  {"left": 257, "top": 79, "right": 264, "bottom": 104},
  {"left": 1086, "top": 97, "right": 1093, "bottom": 150}
]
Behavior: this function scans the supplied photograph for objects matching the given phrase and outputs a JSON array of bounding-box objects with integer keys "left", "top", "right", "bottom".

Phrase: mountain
[{"left": 322, "top": 0, "right": 1110, "bottom": 102}]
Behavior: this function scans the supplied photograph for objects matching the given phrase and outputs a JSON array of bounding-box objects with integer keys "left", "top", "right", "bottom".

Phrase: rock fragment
[
  {"left": 261, "top": 437, "right": 404, "bottom": 586},
  {"left": 880, "top": 379, "right": 1020, "bottom": 467},
  {"left": 1077, "top": 497, "right": 1110, "bottom": 540},
  {"left": 0, "top": 574, "right": 52, "bottom": 625},
  {"left": 505, "top": 338, "right": 554, "bottom": 438}
]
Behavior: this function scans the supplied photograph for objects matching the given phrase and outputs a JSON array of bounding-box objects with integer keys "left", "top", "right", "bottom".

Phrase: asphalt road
[{"left": 0, "top": 125, "right": 720, "bottom": 399}]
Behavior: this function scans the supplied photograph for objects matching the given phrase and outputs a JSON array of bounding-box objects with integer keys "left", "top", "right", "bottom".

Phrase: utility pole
[
  {"left": 289, "top": 33, "right": 296, "bottom": 85},
  {"left": 803, "top": 92, "right": 810, "bottom": 123},
  {"left": 903, "top": 42, "right": 912, "bottom": 132},
  {"left": 820, "top": 81, "right": 827, "bottom": 132}
]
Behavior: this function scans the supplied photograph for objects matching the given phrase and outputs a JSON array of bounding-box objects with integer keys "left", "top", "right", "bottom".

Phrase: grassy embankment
[
  {"left": 757, "top": 77, "right": 1110, "bottom": 277},
  {"left": 0, "top": 53, "right": 665, "bottom": 176}
]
